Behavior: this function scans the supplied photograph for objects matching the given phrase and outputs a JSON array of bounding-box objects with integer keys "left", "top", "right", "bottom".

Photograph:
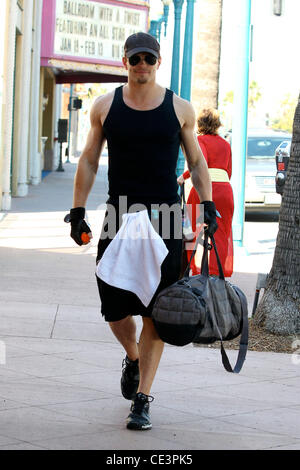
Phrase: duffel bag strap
[
  {"left": 216, "top": 286, "right": 248, "bottom": 373},
  {"left": 206, "top": 235, "right": 248, "bottom": 373},
  {"left": 183, "top": 229, "right": 213, "bottom": 278},
  {"left": 202, "top": 233, "right": 225, "bottom": 280},
  {"left": 183, "top": 229, "right": 225, "bottom": 281},
  {"left": 182, "top": 230, "right": 204, "bottom": 278}
]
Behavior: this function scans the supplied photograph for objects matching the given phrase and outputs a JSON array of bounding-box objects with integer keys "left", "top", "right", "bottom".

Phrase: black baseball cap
[{"left": 124, "top": 32, "right": 160, "bottom": 58}]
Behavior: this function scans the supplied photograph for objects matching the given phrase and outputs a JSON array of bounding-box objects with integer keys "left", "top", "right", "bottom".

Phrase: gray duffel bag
[{"left": 152, "top": 232, "right": 248, "bottom": 373}]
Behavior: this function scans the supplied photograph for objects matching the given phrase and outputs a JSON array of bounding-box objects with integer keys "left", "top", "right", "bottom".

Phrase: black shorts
[{"left": 96, "top": 202, "right": 182, "bottom": 322}]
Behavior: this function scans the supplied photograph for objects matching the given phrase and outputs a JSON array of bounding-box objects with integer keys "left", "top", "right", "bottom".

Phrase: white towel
[{"left": 96, "top": 210, "right": 169, "bottom": 307}]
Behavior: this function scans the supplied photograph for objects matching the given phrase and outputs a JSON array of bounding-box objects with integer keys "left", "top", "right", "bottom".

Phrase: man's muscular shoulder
[
  {"left": 92, "top": 89, "right": 115, "bottom": 125},
  {"left": 173, "top": 93, "right": 196, "bottom": 129}
]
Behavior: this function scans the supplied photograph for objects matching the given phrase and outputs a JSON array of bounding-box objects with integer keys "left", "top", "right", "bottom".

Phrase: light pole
[
  {"left": 231, "top": 0, "right": 252, "bottom": 246},
  {"left": 180, "top": 0, "right": 196, "bottom": 101},
  {"left": 149, "top": 19, "right": 159, "bottom": 39},
  {"left": 170, "top": 0, "right": 184, "bottom": 95},
  {"left": 66, "top": 83, "right": 74, "bottom": 163},
  {"left": 148, "top": 0, "right": 170, "bottom": 41},
  {"left": 175, "top": 0, "right": 196, "bottom": 177},
  {"left": 162, "top": 1, "right": 170, "bottom": 36}
]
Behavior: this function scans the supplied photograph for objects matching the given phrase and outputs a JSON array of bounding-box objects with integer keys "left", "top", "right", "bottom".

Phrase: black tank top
[{"left": 103, "top": 85, "right": 181, "bottom": 206}]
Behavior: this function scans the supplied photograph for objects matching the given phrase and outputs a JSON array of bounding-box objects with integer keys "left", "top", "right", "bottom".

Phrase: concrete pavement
[{"left": 0, "top": 158, "right": 299, "bottom": 451}]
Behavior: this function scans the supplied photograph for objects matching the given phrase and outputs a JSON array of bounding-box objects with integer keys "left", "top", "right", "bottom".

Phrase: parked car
[{"left": 244, "top": 129, "right": 292, "bottom": 212}]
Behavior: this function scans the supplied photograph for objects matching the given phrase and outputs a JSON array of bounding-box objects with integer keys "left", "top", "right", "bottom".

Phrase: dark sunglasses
[{"left": 128, "top": 54, "right": 157, "bottom": 66}]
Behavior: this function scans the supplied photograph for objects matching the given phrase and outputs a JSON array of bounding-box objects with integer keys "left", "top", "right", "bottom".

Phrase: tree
[
  {"left": 191, "top": 0, "right": 223, "bottom": 111},
  {"left": 271, "top": 93, "right": 298, "bottom": 133},
  {"left": 222, "top": 81, "right": 262, "bottom": 110},
  {"left": 254, "top": 93, "right": 300, "bottom": 335},
  {"left": 248, "top": 80, "right": 262, "bottom": 110},
  {"left": 223, "top": 90, "right": 234, "bottom": 106},
  {"left": 220, "top": 81, "right": 262, "bottom": 131}
]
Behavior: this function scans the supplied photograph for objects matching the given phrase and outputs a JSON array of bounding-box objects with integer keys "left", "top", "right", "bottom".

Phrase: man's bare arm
[
  {"left": 177, "top": 98, "right": 212, "bottom": 202},
  {"left": 175, "top": 98, "right": 218, "bottom": 235},
  {"left": 72, "top": 97, "right": 108, "bottom": 207}
]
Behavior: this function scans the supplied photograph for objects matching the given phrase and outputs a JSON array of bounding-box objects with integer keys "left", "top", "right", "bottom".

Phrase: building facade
[{"left": 0, "top": 0, "right": 43, "bottom": 210}]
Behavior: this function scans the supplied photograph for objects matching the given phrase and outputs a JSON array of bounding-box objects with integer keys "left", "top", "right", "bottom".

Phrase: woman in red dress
[{"left": 178, "top": 108, "right": 234, "bottom": 277}]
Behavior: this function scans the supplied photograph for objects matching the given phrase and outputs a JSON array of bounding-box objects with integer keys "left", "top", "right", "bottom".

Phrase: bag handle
[
  {"left": 183, "top": 228, "right": 225, "bottom": 280},
  {"left": 201, "top": 233, "right": 225, "bottom": 280},
  {"left": 182, "top": 228, "right": 204, "bottom": 278}
]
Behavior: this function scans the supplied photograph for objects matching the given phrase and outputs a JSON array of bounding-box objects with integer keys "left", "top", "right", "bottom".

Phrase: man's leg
[
  {"left": 137, "top": 317, "right": 164, "bottom": 395},
  {"left": 109, "top": 315, "right": 139, "bottom": 361},
  {"left": 126, "top": 317, "right": 164, "bottom": 430},
  {"left": 109, "top": 315, "right": 140, "bottom": 401},
  {"left": 109, "top": 315, "right": 164, "bottom": 393}
]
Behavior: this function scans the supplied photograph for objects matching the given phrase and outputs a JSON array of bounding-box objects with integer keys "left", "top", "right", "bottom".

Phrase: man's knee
[{"left": 109, "top": 315, "right": 134, "bottom": 330}]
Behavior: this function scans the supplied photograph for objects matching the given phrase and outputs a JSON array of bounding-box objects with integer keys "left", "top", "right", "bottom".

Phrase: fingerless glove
[
  {"left": 68, "top": 207, "right": 92, "bottom": 246},
  {"left": 201, "top": 201, "right": 218, "bottom": 237}
]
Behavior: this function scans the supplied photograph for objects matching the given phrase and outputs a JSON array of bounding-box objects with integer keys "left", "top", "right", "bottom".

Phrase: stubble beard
[{"left": 136, "top": 76, "right": 149, "bottom": 84}]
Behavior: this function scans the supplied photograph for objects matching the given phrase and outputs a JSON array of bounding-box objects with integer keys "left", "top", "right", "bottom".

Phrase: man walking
[{"left": 68, "top": 32, "right": 217, "bottom": 430}]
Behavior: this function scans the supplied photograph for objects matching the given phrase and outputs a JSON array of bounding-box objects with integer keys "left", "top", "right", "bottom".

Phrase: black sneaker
[
  {"left": 126, "top": 392, "right": 154, "bottom": 430},
  {"left": 121, "top": 355, "right": 139, "bottom": 400}
]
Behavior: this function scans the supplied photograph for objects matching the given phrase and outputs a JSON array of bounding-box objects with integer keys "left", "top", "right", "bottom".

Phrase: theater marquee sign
[{"left": 41, "top": 0, "right": 149, "bottom": 69}]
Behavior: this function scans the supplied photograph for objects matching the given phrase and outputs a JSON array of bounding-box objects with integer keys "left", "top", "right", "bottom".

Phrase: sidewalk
[{"left": 0, "top": 160, "right": 299, "bottom": 450}]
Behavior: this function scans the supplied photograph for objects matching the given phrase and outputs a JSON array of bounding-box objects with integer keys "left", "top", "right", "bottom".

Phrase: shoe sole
[{"left": 126, "top": 422, "right": 152, "bottom": 430}]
